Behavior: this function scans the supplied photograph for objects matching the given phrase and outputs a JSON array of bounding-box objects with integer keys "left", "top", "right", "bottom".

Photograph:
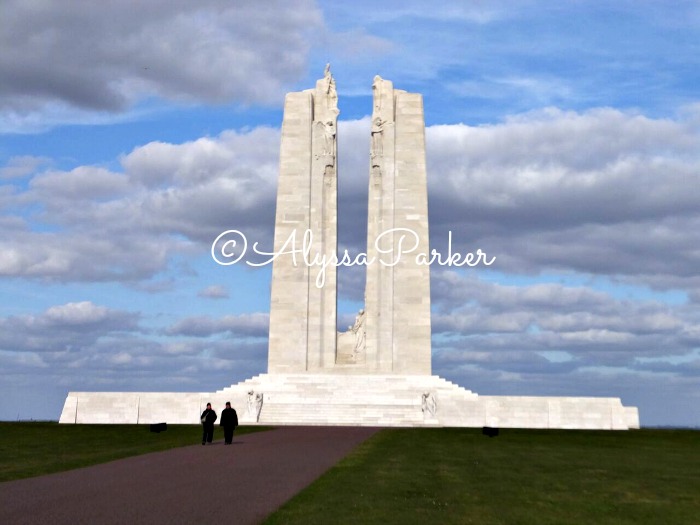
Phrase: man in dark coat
[
  {"left": 200, "top": 402, "right": 217, "bottom": 445},
  {"left": 219, "top": 401, "right": 238, "bottom": 445}
]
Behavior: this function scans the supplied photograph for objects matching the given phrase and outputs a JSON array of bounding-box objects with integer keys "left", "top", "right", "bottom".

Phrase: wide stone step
[
  {"left": 259, "top": 402, "right": 427, "bottom": 426},
  {"left": 216, "top": 375, "right": 477, "bottom": 396}
]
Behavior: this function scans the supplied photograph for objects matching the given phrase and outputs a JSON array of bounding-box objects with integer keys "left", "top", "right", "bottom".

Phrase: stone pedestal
[{"left": 60, "top": 377, "right": 640, "bottom": 429}]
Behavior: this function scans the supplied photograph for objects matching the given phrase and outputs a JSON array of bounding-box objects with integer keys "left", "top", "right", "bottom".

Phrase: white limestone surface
[{"left": 60, "top": 374, "right": 639, "bottom": 429}]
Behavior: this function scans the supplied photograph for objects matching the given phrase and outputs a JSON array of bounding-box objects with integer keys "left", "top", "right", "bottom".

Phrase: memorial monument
[
  {"left": 59, "top": 69, "right": 640, "bottom": 429},
  {"left": 268, "top": 68, "right": 431, "bottom": 376}
]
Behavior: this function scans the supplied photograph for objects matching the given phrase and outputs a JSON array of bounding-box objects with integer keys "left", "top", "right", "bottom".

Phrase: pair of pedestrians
[{"left": 200, "top": 401, "right": 238, "bottom": 445}]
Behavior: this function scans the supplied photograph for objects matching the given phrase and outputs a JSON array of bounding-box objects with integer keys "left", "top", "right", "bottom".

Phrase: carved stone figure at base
[{"left": 422, "top": 392, "right": 437, "bottom": 418}]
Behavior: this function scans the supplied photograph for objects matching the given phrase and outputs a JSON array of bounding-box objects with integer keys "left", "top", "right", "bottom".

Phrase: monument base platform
[{"left": 59, "top": 373, "right": 639, "bottom": 430}]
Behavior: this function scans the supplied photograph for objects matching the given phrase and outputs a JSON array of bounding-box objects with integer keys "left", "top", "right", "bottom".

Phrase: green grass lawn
[
  {"left": 2, "top": 424, "right": 697, "bottom": 524},
  {"left": 265, "top": 428, "right": 700, "bottom": 525},
  {"left": 0, "top": 421, "right": 270, "bottom": 482}
]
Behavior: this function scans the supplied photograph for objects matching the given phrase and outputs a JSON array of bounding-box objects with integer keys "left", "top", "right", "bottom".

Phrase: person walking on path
[
  {"left": 220, "top": 401, "right": 239, "bottom": 445},
  {"left": 201, "top": 402, "right": 217, "bottom": 445}
]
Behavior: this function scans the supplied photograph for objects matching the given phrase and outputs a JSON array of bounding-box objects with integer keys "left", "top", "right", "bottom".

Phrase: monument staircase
[{"left": 215, "top": 373, "right": 479, "bottom": 427}]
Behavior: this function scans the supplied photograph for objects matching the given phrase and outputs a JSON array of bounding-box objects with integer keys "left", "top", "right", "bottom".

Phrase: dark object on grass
[
  {"left": 149, "top": 423, "right": 167, "bottom": 433},
  {"left": 482, "top": 427, "right": 499, "bottom": 437}
]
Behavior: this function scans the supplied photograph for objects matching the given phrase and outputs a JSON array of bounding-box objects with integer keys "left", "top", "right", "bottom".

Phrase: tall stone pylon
[
  {"left": 267, "top": 66, "right": 339, "bottom": 373},
  {"left": 363, "top": 76, "right": 432, "bottom": 374},
  {"left": 267, "top": 69, "right": 432, "bottom": 375}
]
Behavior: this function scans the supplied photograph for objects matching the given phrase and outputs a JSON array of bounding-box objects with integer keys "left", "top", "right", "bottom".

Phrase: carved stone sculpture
[
  {"left": 255, "top": 392, "right": 264, "bottom": 420},
  {"left": 321, "top": 119, "right": 336, "bottom": 157},
  {"left": 351, "top": 309, "right": 366, "bottom": 357},
  {"left": 371, "top": 116, "right": 385, "bottom": 163},
  {"left": 422, "top": 392, "right": 437, "bottom": 418},
  {"left": 247, "top": 390, "right": 264, "bottom": 421}
]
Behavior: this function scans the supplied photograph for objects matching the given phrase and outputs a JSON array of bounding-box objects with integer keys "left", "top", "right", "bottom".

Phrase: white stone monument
[
  {"left": 268, "top": 72, "right": 431, "bottom": 376},
  {"left": 59, "top": 70, "right": 640, "bottom": 429}
]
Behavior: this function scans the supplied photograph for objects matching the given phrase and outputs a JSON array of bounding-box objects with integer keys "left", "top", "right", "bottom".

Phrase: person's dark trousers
[
  {"left": 223, "top": 426, "right": 235, "bottom": 444},
  {"left": 202, "top": 424, "right": 214, "bottom": 444}
]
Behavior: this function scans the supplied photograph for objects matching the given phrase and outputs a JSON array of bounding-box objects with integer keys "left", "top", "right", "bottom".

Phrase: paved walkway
[{"left": 0, "top": 426, "right": 379, "bottom": 525}]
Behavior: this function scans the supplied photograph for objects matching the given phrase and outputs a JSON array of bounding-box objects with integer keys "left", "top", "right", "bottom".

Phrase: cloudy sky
[{"left": 2, "top": 0, "right": 699, "bottom": 427}]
